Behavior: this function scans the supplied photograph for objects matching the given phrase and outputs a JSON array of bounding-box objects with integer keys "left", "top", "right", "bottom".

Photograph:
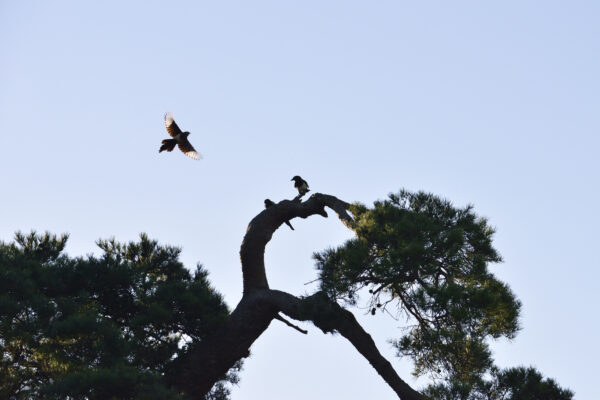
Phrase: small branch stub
[{"left": 274, "top": 313, "right": 308, "bottom": 334}]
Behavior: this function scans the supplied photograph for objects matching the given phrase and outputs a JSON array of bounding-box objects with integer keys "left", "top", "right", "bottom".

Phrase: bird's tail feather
[{"left": 159, "top": 139, "right": 177, "bottom": 153}]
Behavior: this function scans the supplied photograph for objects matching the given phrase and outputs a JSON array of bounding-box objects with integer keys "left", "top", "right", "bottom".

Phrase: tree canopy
[
  {"left": 424, "top": 365, "right": 574, "bottom": 400},
  {"left": 316, "top": 190, "right": 520, "bottom": 384},
  {"left": 0, "top": 232, "right": 238, "bottom": 400},
  {"left": 0, "top": 190, "right": 573, "bottom": 399}
]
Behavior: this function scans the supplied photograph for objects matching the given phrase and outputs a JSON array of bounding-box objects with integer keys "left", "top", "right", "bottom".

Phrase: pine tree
[
  {"left": 423, "top": 365, "right": 574, "bottom": 399},
  {"left": 0, "top": 232, "right": 238, "bottom": 400},
  {"left": 0, "top": 189, "right": 573, "bottom": 399},
  {"left": 315, "top": 190, "right": 519, "bottom": 384}
]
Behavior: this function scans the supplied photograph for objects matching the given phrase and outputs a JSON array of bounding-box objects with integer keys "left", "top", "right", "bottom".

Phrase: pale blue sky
[{"left": 1, "top": 1, "right": 598, "bottom": 398}]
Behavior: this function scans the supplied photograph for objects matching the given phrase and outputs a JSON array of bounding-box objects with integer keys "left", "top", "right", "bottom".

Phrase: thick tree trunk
[{"left": 172, "top": 193, "right": 426, "bottom": 400}]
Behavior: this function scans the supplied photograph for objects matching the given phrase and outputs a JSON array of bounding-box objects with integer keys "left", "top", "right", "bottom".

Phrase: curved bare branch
[{"left": 239, "top": 193, "right": 353, "bottom": 293}]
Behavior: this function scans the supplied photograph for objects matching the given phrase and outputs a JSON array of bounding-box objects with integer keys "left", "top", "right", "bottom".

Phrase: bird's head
[
  {"left": 183, "top": 131, "right": 191, "bottom": 137},
  {"left": 264, "top": 199, "right": 275, "bottom": 208},
  {"left": 291, "top": 176, "right": 302, "bottom": 182}
]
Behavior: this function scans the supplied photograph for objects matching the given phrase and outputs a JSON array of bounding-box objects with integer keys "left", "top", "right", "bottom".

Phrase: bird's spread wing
[
  {"left": 164, "top": 113, "right": 183, "bottom": 138},
  {"left": 178, "top": 140, "right": 202, "bottom": 160}
]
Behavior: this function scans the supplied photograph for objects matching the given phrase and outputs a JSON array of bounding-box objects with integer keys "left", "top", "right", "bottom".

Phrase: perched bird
[
  {"left": 159, "top": 113, "right": 202, "bottom": 160},
  {"left": 264, "top": 199, "right": 294, "bottom": 230},
  {"left": 291, "top": 176, "right": 310, "bottom": 198}
]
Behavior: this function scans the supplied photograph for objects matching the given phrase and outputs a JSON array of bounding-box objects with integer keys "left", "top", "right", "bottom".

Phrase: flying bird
[
  {"left": 264, "top": 199, "right": 294, "bottom": 230},
  {"left": 291, "top": 176, "right": 309, "bottom": 198},
  {"left": 159, "top": 113, "right": 202, "bottom": 160}
]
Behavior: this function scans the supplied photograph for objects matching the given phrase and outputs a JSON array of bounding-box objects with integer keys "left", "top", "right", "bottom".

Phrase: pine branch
[{"left": 171, "top": 192, "right": 426, "bottom": 400}]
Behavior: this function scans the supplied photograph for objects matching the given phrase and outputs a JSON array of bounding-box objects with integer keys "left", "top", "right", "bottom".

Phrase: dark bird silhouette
[
  {"left": 264, "top": 199, "right": 276, "bottom": 208},
  {"left": 291, "top": 176, "right": 310, "bottom": 198},
  {"left": 264, "top": 199, "right": 294, "bottom": 230},
  {"left": 159, "top": 113, "right": 202, "bottom": 160}
]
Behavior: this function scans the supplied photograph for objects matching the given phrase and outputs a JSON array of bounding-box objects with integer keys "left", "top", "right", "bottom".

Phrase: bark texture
[{"left": 173, "top": 193, "right": 426, "bottom": 400}]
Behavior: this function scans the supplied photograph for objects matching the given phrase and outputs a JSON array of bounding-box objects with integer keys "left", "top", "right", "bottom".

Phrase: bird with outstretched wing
[{"left": 159, "top": 113, "right": 202, "bottom": 160}]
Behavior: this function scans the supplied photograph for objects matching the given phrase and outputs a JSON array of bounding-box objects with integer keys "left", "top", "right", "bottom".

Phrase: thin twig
[
  {"left": 303, "top": 278, "right": 320, "bottom": 285},
  {"left": 274, "top": 314, "right": 308, "bottom": 334}
]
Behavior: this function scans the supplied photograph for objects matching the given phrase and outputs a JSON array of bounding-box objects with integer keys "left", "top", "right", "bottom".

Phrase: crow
[
  {"left": 291, "top": 176, "right": 309, "bottom": 198},
  {"left": 264, "top": 199, "right": 294, "bottom": 230},
  {"left": 159, "top": 113, "right": 202, "bottom": 160}
]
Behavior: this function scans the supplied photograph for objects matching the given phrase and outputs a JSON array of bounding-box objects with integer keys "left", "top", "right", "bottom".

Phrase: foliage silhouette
[
  {"left": 0, "top": 232, "right": 238, "bottom": 400},
  {"left": 0, "top": 189, "right": 573, "bottom": 399}
]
